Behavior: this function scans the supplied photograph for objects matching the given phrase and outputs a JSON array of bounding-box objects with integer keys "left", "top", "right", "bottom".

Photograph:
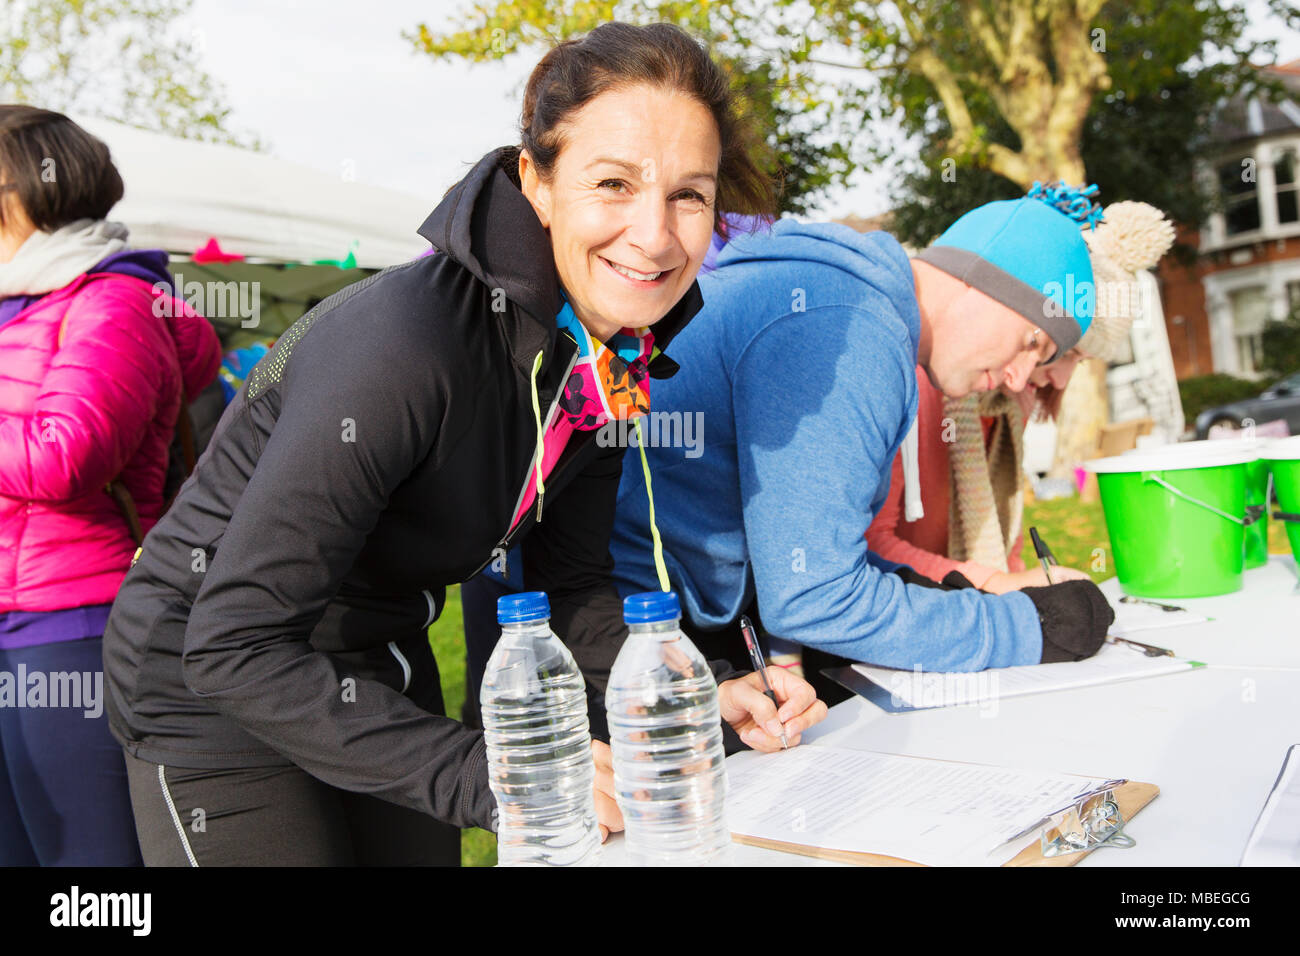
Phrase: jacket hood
[
  {"left": 715, "top": 218, "right": 922, "bottom": 359},
  {"left": 0, "top": 248, "right": 177, "bottom": 330},
  {"left": 91, "top": 248, "right": 177, "bottom": 294},
  {"left": 417, "top": 147, "right": 700, "bottom": 378}
]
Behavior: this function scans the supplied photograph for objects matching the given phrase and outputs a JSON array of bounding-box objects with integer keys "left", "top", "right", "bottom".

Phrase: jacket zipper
[
  {"left": 468, "top": 341, "right": 580, "bottom": 580},
  {"left": 523, "top": 344, "right": 578, "bottom": 531},
  {"left": 475, "top": 429, "right": 597, "bottom": 580}
]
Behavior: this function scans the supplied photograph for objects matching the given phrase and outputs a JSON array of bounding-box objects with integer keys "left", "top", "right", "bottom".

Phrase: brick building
[{"left": 1159, "top": 61, "right": 1300, "bottom": 380}]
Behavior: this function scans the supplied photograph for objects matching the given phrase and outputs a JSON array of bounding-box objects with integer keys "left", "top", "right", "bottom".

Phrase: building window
[
  {"left": 1229, "top": 286, "right": 1269, "bottom": 374},
  {"left": 1277, "top": 150, "right": 1300, "bottom": 225},
  {"left": 1220, "top": 158, "right": 1260, "bottom": 236}
]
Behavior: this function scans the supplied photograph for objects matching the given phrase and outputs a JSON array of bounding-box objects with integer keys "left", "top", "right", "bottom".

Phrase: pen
[
  {"left": 1029, "top": 526, "right": 1056, "bottom": 585},
  {"left": 739, "top": 615, "right": 788, "bottom": 750}
]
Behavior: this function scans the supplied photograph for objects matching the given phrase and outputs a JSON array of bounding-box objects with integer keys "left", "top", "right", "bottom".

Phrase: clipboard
[
  {"left": 822, "top": 664, "right": 923, "bottom": 713},
  {"left": 731, "top": 779, "right": 1159, "bottom": 866}
]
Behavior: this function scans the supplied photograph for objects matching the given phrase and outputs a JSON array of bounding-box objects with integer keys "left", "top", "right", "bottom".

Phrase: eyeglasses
[{"left": 1028, "top": 327, "right": 1060, "bottom": 366}]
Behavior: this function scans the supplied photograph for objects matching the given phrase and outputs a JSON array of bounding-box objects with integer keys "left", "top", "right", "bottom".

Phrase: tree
[
  {"left": 411, "top": 0, "right": 1300, "bottom": 467},
  {"left": 877, "top": 0, "right": 1300, "bottom": 473},
  {"left": 406, "top": 1, "right": 856, "bottom": 215},
  {"left": 0, "top": 0, "right": 261, "bottom": 149}
]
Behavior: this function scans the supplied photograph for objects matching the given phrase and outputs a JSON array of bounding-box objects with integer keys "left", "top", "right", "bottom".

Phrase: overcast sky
[{"left": 183, "top": 0, "right": 1300, "bottom": 221}]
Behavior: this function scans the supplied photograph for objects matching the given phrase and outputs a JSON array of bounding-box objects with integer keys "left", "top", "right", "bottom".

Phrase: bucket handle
[{"left": 1141, "top": 472, "right": 1247, "bottom": 526}]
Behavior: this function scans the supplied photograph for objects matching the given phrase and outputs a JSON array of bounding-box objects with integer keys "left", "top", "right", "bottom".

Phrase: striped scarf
[{"left": 945, "top": 390, "right": 1025, "bottom": 571}]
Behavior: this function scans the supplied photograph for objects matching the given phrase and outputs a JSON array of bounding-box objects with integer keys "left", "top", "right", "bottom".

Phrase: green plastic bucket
[
  {"left": 1265, "top": 436, "right": 1300, "bottom": 567},
  {"left": 1127, "top": 438, "right": 1274, "bottom": 569},
  {"left": 1087, "top": 448, "right": 1256, "bottom": 598}
]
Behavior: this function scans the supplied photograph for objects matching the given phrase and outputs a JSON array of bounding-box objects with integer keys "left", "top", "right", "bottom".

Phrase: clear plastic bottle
[
  {"left": 480, "top": 591, "right": 600, "bottom": 866},
  {"left": 606, "top": 590, "right": 730, "bottom": 865}
]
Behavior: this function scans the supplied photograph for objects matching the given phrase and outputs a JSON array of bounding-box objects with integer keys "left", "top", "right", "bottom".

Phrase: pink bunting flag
[{"left": 192, "top": 237, "right": 245, "bottom": 264}]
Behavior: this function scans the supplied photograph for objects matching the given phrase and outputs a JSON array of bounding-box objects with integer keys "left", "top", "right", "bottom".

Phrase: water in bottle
[
  {"left": 606, "top": 590, "right": 730, "bottom": 865},
  {"left": 480, "top": 591, "right": 600, "bottom": 866}
]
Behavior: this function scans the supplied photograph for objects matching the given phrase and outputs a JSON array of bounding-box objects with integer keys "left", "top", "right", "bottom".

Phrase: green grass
[
  {"left": 1019, "top": 495, "right": 1116, "bottom": 583},
  {"left": 426, "top": 585, "right": 497, "bottom": 868},
  {"left": 1267, "top": 511, "right": 1293, "bottom": 555},
  {"left": 430, "top": 494, "right": 1294, "bottom": 867}
]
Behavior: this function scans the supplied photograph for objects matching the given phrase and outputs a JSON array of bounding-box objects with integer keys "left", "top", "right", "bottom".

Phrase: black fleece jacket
[{"left": 102, "top": 147, "right": 728, "bottom": 832}]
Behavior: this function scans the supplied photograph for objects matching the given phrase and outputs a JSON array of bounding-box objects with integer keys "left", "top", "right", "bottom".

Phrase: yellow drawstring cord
[
  {"left": 530, "top": 350, "right": 663, "bottom": 587},
  {"left": 635, "top": 416, "right": 671, "bottom": 592},
  {"left": 530, "top": 351, "right": 546, "bottom": 522}
]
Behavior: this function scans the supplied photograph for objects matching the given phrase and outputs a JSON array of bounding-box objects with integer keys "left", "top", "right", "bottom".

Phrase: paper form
[
  {"left": 1241, "top": 744, "right": 1300, "bottom": 866},
  {"left": 726, "top": 746, "right": 1108, "bottom": 866},
  {"left": 1109, "top": 600, "right": 1210, "bottom": 637},
  {"left": 851, "top": 640, "right": 1196, "bottom": 711}
]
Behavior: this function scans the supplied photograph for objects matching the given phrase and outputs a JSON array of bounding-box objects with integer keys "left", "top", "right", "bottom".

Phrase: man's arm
[{"left": 732, "top": 305, "right": 1043, "bottom": 672}]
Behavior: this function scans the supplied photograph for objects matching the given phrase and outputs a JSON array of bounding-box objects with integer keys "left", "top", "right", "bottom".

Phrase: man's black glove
[
  {"left": 1023, "top": 580, "right": 1114, "bottom": 663},
  {"left": 893, "top": 567, "right": 979, "bottom": 591},
  {"left": 892, "top": 566, "right": 945, "bottom": 589},
  {"left": 940, "top": 570, "right": 977, "bottom": 590}
]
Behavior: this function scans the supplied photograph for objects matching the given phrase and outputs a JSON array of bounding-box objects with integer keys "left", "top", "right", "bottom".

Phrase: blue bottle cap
[
  {"left": 622, "top": 590, "right": 681, "bottom": 624},
  {"left": 497, "top": 591, "right": 550, "bottom": 625}
]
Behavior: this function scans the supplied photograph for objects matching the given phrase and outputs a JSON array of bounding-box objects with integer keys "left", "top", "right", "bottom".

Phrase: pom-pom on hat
[
  {"left": 915, "top": 182, "right": 1102, "bottom": 355},
  {"left": 1076, "top": 201, "right": 1176, "bottom": 362}
]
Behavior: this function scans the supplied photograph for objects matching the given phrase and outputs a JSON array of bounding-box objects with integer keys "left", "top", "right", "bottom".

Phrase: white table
[{"left": 601, "top": 556, "right": 1300, "bottom": 866}]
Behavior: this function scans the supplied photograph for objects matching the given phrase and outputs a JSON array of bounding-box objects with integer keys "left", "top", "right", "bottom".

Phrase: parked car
[{"left": 1194, "top": 370, "right": 1300, "bottom": 438}]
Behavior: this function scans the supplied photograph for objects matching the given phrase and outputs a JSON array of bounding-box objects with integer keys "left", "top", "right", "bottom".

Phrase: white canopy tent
[
  {"left": 71, "top": 117, "right": 439, "bottom": 345},
  {"left": 65, "top": 118, "right": 442, "bottom": 447},
  {"left": 76, "top": 116, "right": 434, "bottom": 268}
]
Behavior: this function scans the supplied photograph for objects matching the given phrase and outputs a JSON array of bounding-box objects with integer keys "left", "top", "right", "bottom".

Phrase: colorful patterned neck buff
[{"left": 554, "top": 298, "right": 656, "bottom": 430}]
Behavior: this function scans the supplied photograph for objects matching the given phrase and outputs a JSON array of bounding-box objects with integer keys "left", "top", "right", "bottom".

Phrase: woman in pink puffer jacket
[{"left": 0, "top": 107, "right": 220, "bottom": 865}]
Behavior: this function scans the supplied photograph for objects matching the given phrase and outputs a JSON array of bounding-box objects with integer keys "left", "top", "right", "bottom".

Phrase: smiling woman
[
  {"left": 520, "top": 85, "right": 720, "bottom": 341},
  {"left": 99, "top": 21, "right": 821, "bottom": 868},
  {"left": 511, "top": 22, "right": 773, "bottom": 341}
]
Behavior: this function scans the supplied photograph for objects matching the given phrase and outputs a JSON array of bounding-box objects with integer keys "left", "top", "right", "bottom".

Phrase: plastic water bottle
[
  {"left": 606, "top": 591, "right": 730, "bottom": 865},
  {"left": 480, "top": 591, "right": 600, "bottom": 866}
]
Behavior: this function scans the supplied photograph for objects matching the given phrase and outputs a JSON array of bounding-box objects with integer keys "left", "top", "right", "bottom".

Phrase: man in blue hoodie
[{"left": 607, "top": 189, "right": 1115, "bottom": 684}]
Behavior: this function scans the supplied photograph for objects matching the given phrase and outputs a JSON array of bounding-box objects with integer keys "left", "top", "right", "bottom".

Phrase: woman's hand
[
  {"left": 718, "top": 667, "right": 828, "bottom": 752},
  {"left": 591, "top": 739, "right": 623, "bottom": 842},
  {"left": 983, "top": 565, "right": 1092, "bottom": 594}
]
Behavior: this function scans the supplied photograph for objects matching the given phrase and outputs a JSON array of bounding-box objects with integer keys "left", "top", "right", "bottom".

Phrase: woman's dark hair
[
  {"left": 1029, "top": 346, "right": 1087, "bottom": 422},
  {"left": 1032, "top": 382, "right": 1067, "bottom": 422},
  {"left": 508, "top": 22, "right": 777, "bottom": 228},
  {"left": 0, "top": 106, "right": 124, "bottom": 232}
]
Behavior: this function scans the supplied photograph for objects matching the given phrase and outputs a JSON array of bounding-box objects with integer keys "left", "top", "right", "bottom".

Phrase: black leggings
[
  {"left": 123, "top": 752, "right": 461, "bottom": 866},
  {"left": 122, "top": 634, "right": 462, "bottom": 867}
]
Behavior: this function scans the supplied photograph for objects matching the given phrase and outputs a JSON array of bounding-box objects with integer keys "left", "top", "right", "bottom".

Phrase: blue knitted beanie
[{"left": 915, "top": 182, "right": 1102, "bottom": 354}]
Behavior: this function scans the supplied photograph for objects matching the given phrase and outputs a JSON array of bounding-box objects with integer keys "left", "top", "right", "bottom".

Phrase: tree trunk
[
  {"left": 1050, "top": 357, "right": 1109, "bottom": 485},
  {"left": 909, "top": 0, "right": 1115, "bottom": 476}
]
